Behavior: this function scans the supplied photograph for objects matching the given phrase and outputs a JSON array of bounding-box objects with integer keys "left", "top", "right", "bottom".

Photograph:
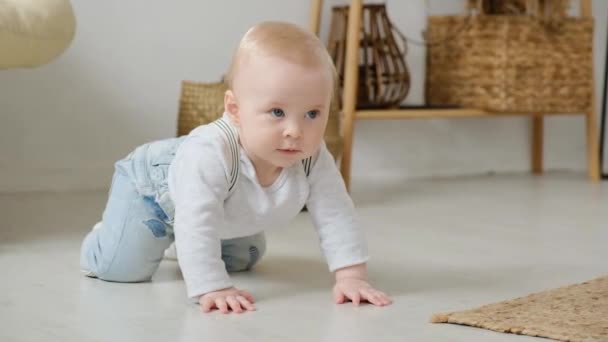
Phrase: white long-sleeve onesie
[{"left": 168, "top": 116, "right": 368, "bottom": 299}]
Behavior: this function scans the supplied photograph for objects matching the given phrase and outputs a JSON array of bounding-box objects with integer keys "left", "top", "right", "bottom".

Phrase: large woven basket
[
  {"left": 177, "top": 80, "right": 343, "bottom": 160},
  {"left": 467, "top": 0, "right": 570, "bottom": 16},
  {"left": 426, "top": 0, "right": 593, "bottom": 113}
]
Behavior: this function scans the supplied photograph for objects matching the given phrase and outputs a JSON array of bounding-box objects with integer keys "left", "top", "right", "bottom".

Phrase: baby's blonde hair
[{"left": 225, "top": 21, "right": 338, "bottom": 94}]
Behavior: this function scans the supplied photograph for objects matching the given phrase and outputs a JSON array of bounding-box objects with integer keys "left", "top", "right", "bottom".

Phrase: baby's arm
[
  {"left": 169, "top": 137, "right": 255, "bottom": 313},
  {"left": 305, "top": 143, "right": 392, "bottom": 306}
]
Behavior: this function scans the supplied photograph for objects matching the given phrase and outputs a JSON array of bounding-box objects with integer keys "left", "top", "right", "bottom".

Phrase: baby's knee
[
  {"left": 82, "top": 254, "right": 155, "bottom": 283},
  {"left": 95, "top": 269, "right": 153, "bottom": 283},
  {"left": 222, "top": 233, "right": 266, "bottom": 272},
  {"left": 248, "top": 233, "right": 266, "bottom": 261},
  {"left": 80, "top": 229, "right": 159, "bottom": 283}
]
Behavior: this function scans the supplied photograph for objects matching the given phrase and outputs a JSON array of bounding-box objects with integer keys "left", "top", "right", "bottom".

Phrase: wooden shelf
[
  {"left": 355, "top": 108, "right": 587, "bottom": 120},
  {"left": 309, "top": 0, "right": 600, "bottom": 190}
]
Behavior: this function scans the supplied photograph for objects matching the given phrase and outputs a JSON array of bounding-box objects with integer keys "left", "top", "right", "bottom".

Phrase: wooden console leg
[
  {"left": 339, "top": 0, "right": 363, "bottom": 192},
  {"left": 586, "top": 108, "right": 601, "bottom": 182},
  {"left": 531, "top": 115, "right": 543, "bottom": 174},
  {"left": 309, "top": 0, "right": 323, "bottom": 36}
]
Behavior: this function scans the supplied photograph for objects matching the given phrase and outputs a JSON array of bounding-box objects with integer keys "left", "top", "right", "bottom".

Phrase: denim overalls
[{"left": 80, "top": 126, "right": 265, "bottom": 283}]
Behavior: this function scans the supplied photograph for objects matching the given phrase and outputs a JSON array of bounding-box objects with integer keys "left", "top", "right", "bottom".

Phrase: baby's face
[{"left": 229, "top": 54, "right": 333, "bottom": 171}]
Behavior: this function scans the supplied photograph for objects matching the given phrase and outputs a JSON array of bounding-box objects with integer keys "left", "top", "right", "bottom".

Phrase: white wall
[{"left": 1, "top": 0, "right": 606, "bottom": 192}]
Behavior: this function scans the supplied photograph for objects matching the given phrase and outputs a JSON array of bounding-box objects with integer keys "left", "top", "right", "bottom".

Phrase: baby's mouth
[{"left": 277, "top": 148, "right": 301, "bottom": 154}]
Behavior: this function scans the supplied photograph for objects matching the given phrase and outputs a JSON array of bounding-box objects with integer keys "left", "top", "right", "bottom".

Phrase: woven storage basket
[
  {"left": 177, "top": 80, "right": 343, "bottom": 160},
  {"left": 426, "top": 0, "right": 593, "bottom": 113},
  {"left": 467, "top": 0, "right": 570, "bottom": 16}
]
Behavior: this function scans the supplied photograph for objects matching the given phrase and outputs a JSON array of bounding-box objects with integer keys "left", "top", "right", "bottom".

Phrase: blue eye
[
  {"left": 271, "top": 108, "right": 285, "bottom": 117},
  {"left": 306, "top": 110, "right": 319, "bottom": 119}
]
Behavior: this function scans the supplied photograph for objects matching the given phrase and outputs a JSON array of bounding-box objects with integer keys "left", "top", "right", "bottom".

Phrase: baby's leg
[
  {"left": 80, "top": 166, "right": 173, "bottom": 282},
  {"left": 221, "top": 232, "right": 266, "bottom": 272}
]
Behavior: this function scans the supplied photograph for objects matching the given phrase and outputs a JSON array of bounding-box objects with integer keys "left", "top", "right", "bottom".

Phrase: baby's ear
[{"left": 224, "top": 90, "right": 240, "bottom": 125}]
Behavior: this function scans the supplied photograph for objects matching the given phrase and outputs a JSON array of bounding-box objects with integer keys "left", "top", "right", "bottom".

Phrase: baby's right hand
[{"left": 198, "top": 287, "right": 256, "bottom": 314}]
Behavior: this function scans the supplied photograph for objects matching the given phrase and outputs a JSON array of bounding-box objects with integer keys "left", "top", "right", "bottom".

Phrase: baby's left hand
[{"left": 333, "top": 278, "right": 392, "bottom": 307}]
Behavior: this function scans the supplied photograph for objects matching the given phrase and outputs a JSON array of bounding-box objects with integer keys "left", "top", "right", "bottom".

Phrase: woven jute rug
[{"left": 431, "top": 276, "right": 608, "bottom": 342}]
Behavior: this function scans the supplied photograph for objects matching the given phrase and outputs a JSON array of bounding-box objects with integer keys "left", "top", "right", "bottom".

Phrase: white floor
[{"left": 1, "top": 172, "right": 606, "bottom": 342}]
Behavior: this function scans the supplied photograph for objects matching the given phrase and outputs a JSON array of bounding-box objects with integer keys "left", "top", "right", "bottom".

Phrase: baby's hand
[
  {"left": 198, "top": 287, "right": 256, "bottom": 314},
  {"left": 333, "top": 278, "right": 392, "bottom": 307}
]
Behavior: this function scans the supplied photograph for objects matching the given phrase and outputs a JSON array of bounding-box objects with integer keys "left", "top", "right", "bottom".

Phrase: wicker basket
[
  {"left": 177, "top": 80, "right": 228, "bottom": 136},
  {"left": 177, "top": 80, "right": 343, "bottom": 160},
  {"left": 426, "top": 0, "right": 593, "bottom": 113},
  {"left": 467, "top": 0, "right": 570, "bottom": 17}
]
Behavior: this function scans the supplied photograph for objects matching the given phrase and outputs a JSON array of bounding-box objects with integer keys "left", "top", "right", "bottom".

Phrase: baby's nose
[{"left": 283, "top": 121, "right": 303, "bottom": 138}]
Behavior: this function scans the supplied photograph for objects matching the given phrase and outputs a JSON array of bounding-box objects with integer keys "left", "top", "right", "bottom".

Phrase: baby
[{"left": 80, "top": 21, "right": 391, "bottom": 314}]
